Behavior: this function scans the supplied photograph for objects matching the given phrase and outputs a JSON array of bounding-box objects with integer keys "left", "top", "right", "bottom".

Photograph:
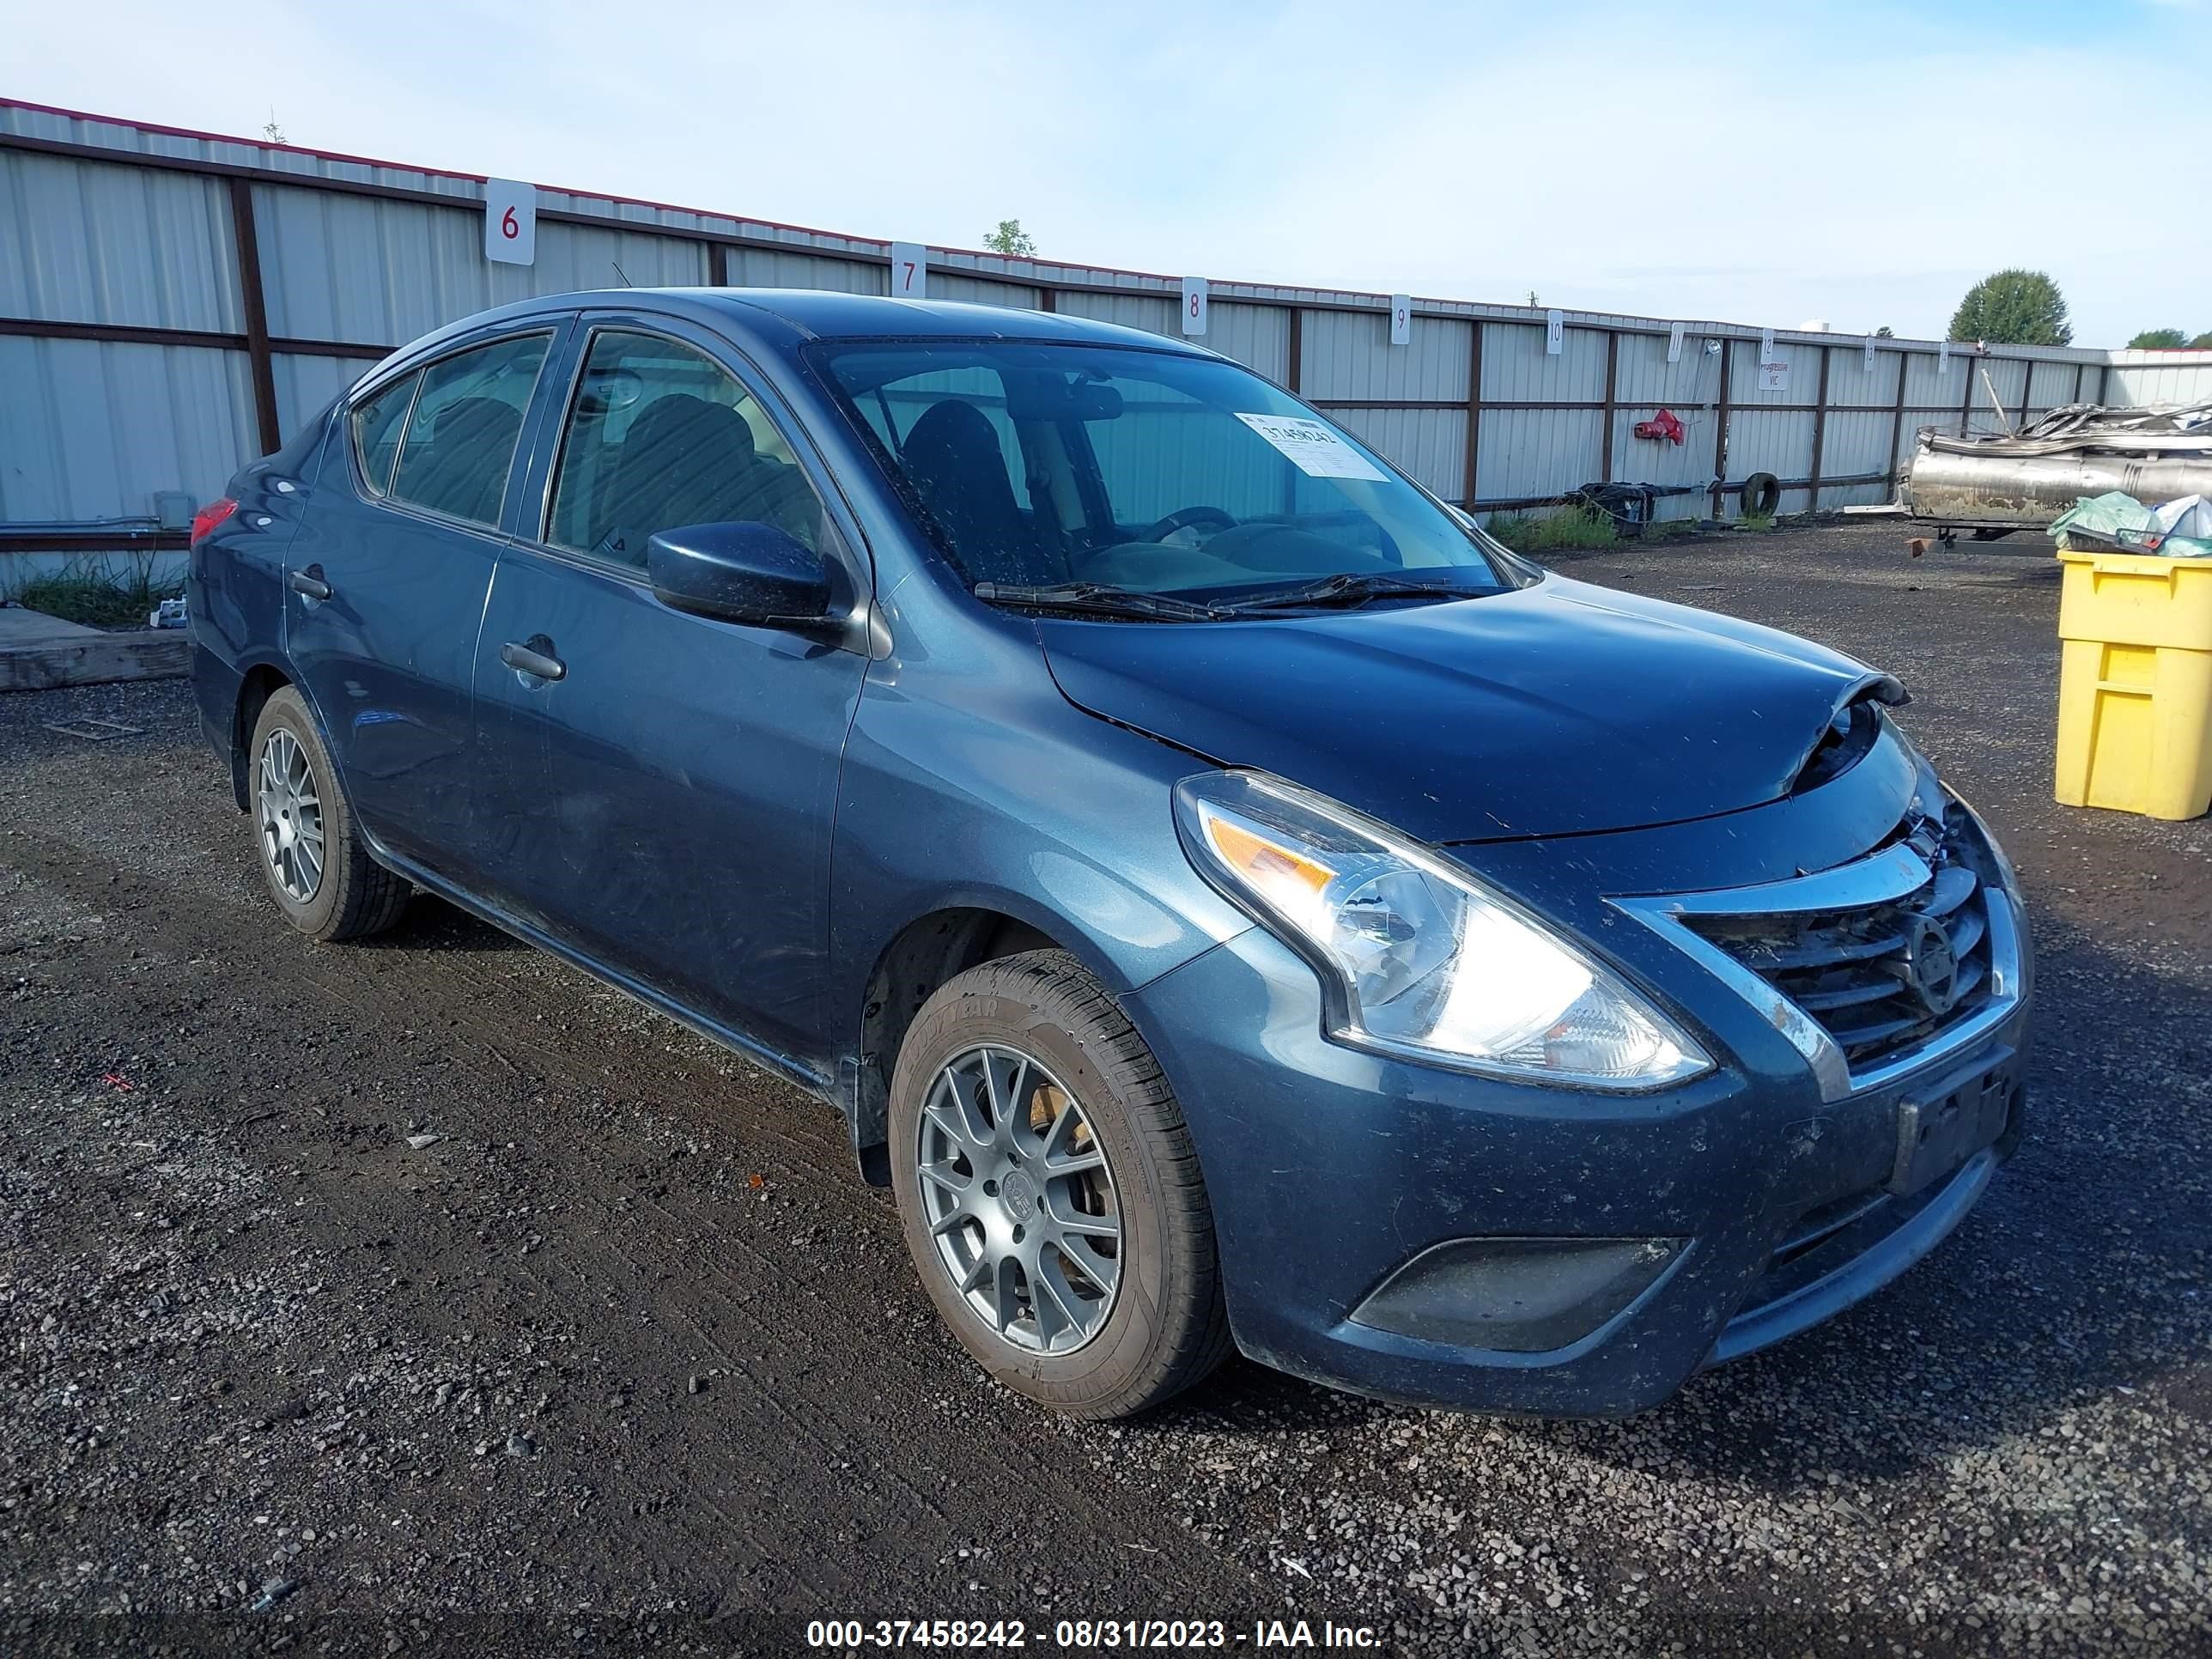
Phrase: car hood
[{"left": 1036, "top": 573, "right": 1900, "bottom": 843}]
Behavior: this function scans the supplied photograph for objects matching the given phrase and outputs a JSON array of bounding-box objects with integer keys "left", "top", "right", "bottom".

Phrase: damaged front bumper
[
  {"left": 1128, "top": 921, "right": 2027, "bottom": 1417},
  {"left": 1126, "top": 731, "right": 2033, "bottom": 1418}
]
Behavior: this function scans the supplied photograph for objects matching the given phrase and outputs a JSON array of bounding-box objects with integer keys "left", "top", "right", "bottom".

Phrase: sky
[{"left": 6, "top": 0, "right": 2208, "bottom": 347}]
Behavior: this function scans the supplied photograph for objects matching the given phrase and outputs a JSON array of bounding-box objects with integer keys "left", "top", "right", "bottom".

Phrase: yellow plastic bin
[{"left": 2055, "top": 547, "right": 2212, "bottom": 820}]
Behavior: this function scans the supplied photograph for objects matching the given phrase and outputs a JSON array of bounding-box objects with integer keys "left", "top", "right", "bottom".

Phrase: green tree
[
  {"left": 1948, "top": 269, "right": 2072, "bottom": 347},
  {"left": 984, "top": 219, "right": 1036, "bottom": 258},
  {"left": 2130, "top": 328, "right": 2189, "bottom": 349},
  {"left": 2194, "top": 331, "right": 2212, "bottom": 349}
]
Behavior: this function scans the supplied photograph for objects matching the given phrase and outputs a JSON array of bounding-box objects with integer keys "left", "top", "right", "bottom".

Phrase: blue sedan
[{"left": 187, "top": 289, "right": 2031, "bottom": 1418}]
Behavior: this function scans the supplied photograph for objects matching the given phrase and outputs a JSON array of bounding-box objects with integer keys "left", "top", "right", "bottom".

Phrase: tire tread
[
  {"left": 249, "top": 687, "right": 411, "bottom": 944},
  {"left": 893, "top": 949, "right": 1231, "bottom": 1418}
]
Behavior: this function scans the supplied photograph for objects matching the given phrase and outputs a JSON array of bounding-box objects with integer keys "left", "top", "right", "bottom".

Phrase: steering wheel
[{"left": 1140, "top": 505, "right": 1237, "bottom": 544}]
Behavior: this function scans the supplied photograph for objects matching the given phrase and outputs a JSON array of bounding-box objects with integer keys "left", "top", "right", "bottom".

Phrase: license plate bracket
[{"left": 1888, "top": 1061, "right": 2015, "bottom": 1196}]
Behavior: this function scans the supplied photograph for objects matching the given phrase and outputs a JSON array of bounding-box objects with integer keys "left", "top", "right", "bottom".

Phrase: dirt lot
[{"left": 3, "top": 520, "right": 2209, "bottom": 1657}]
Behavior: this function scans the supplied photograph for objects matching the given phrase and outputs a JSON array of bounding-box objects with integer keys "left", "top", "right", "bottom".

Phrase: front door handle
[
  {"left": 287, "top": 565, "right": 331, "bottom": 602},
  {"left": 501, "top": 638, "right": 567, "bottom": 683}
]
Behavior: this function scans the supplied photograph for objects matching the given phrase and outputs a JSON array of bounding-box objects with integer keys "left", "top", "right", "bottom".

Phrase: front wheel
[{"left": 890, "top": 951, "right": 1231, "bottom": 1418}]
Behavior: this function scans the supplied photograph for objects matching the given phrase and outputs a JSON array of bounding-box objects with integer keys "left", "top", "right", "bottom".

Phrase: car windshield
[{"left": 807, "top": 340, "right": 1515, "bottom": 610}]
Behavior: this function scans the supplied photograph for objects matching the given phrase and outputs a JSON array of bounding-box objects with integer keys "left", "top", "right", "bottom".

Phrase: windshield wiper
[
  {"left": 972, "top": 581, "right": 1224, "bottom": 622},
  {"left": 1216, "top": 571, "right": 1482, "bottom": 613}
]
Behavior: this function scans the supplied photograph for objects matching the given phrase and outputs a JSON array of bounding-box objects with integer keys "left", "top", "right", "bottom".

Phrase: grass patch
[
  {"left": 1645, "top": 517, "right": 1702, "bottom": 539},
  {"left": 1484, "top": 505, "right": 1620, "bottom": 555},
  {"left": 10, "top": 556, "right": 183, "bottom": 629},
  {"left": 1735, "top": 512, "right": 1777, "bottom": 532}
]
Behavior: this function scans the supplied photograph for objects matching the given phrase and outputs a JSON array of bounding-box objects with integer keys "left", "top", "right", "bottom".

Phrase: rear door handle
[
  {"left": 287, "top": 566, "right": 331, "bottom": 602},
  {"left": 500, "top": 639, "right": 567, "bottom": 683}
]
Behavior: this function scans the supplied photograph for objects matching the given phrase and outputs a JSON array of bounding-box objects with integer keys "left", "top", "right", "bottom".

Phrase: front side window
[
  {"left": 387, "top": 334, "right": 551, "bottom": 526},
  {"left": 808, "top": 341, "right": 1510, "bottom": 605},
  {"left": 545, "top": 330, "right": 823, "bottom": 568},
  {"left": 351, "top": 372, "right": 417, "bottom": 495}
]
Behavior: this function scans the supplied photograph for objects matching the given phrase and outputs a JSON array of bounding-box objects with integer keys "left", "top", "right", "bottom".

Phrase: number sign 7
[{"left": 890, "top": 242, "right": 928, "bottom": 300}]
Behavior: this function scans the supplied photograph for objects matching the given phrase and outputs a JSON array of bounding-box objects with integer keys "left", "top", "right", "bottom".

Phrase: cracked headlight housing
[{"left": 1174, "top": 770, "right": 1712, "bottom": 1090}]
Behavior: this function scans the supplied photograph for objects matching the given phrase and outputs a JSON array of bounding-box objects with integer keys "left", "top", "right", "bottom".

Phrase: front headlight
[{"left": 1174, "top": 770, "right": 1712, "bottom": 1090}]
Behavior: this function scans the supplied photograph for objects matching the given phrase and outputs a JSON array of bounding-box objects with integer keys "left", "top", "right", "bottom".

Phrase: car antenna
[{"left": 611, "top": 261, "right": 634, "bottom": 288}]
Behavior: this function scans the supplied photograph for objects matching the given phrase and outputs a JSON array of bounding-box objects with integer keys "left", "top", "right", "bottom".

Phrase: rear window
[
  {"left": 385, "top": 334, "right": 551, "bottom": 526},
  {"left": 351, "top": 374, "right": 416, "bottom": 494}
]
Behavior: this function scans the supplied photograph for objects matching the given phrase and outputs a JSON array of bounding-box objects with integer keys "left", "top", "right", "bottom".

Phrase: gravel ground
[{"left": 2, "top": 520, "right": 2207, "bottom": 1657}]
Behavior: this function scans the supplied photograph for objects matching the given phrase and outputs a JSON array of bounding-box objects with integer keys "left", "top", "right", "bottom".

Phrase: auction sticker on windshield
[{"left": 1235, "top": 413, "right": 1387, "bottom": 481}]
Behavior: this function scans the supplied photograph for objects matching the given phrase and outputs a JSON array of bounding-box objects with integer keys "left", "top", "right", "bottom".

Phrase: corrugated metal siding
[
  {"left": 256, "top": 184, "right": 708, "bottom": 345},
  {"left": 1203, "top": 301, "right": 1290, "bottom": 383},
  {"left": 273, "top": 354, "right": 366, "bottom": 440},
  {"left": 927, "top": 273, "right": 1039, "bottom": 309},
  {"left": 0, "top": 103, "right": 2161, "bottom": 544},
  {"left": 1613, "top": 331, "right": 1725, "bottom": 408},
  {"left": 2027, "top": 359, "right": 2082, "bottom": 411},
  {"left": 1087, "top": 416, "right": 1282, "bottom": 525},
  {"left": 1304, "top": 312, "right": 1471, "bottom": 402},
  {"left": 1055, "top": 289, "right": 1178, "bottom": 338},
  {"left": 0, "top": 335, "right": 253, "bottom": 518},
  {"left": 2105, "top": 356, "right": 2212, "bottom": 406},
  {"left": 0, "top": 150, "right": 240, "bottom": 331},
  {"left": 1820, "top": 410, "right": 1894, "bottom": 486},
  {"left": 1727, "top": 408, "right": 1815, "bottom": 488},
  {"left": 1608, "top": 408, "right": 1717, "bottom": 498},
  {"left": 1827, "top": 345, "right": 1898, "bottom": 410},
  {"left": 1482, "top": 323, "right": 1606, "bottom": 404},
  {"left": 1329, "top": 407, "right": 1467, "bottom": 500},
  {"left": 728, "top": 246, "right": 884, "bottom": 295},
  {"left": 1479, "top": 409, "right": 1605, "bottom": 500},
  {"left": 1899, "top": 349, "right": 1964, "bottom": 416}
]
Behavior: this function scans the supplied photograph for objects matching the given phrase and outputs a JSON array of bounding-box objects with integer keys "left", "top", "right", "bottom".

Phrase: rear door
[
  {"left": 468, "top": 317, "right": 871, "bottom": 1068},
  {"left": 286, "top": 325, "right": 565, "bottom": 875}
]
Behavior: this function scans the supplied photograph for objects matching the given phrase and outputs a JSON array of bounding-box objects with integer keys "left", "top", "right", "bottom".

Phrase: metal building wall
[
  {"left": 1, "top": 95, "right": 2174, "bottom": 577},
  {"left": 2104, "top": 351, "right": 2212, "bottom": 408}
]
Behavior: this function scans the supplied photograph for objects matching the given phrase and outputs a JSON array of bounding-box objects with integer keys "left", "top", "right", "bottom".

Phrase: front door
[
  {"left": 468, "top": 322, "right": 870, "bottom": 1071},
  {"left": 285, "top": 328, "right": 559, "bottom": 874}
]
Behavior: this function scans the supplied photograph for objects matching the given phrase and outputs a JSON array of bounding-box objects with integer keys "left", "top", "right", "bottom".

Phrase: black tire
[
  {"left": 1741, "top": 471, "right": 1781, "bottom": 518},
  {"left": 246, "top": 686, "right": 411, "bottom": 942},
  {"left": 890, "top": 950, "right": 1231, "bottom": 1419}
]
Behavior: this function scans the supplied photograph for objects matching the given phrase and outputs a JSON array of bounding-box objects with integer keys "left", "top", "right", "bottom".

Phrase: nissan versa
[{"left": 188, "top": 289, "right": 2032, "bottom": 1419}]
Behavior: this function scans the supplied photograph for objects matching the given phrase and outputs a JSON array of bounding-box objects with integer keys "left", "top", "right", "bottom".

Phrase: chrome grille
[{"left": 1684, "top": 805, "right": 1996, "bottom": 1072}]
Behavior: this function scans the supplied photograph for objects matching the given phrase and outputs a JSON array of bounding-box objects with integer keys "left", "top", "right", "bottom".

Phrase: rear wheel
[
  {"left": 890, "top": 950, "right": 1231, "bottom": 1418},
  {"left": 247, "top": 687, "right": 410, "bottom": 942}
]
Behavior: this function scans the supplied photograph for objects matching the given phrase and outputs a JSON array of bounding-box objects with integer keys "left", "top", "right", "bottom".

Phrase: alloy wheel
[
  {"left": 915, "top": 1043, "right": 1123, "bottom": 1355},
  {"left": 256, "top": 727, "right": 325, "bottom": 903}
]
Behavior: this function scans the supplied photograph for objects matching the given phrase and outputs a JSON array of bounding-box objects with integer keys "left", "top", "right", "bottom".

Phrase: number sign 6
[{"left": 483, "top": 179, "right": 536, "bottom": 266}]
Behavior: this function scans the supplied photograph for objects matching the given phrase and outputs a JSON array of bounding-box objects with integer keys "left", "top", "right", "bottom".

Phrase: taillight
[{"left": 190, "top": 498, "right": 240, "bottom": 544}]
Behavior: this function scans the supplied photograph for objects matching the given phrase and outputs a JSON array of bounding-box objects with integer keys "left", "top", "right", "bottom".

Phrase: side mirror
[{"left": 646, "top": 521, "right": 832, "bottom": 627}]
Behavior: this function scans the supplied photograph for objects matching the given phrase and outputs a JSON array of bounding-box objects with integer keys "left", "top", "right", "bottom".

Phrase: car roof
[{"left": 394, "top": 287, "right": 1210, "bottom": 362}]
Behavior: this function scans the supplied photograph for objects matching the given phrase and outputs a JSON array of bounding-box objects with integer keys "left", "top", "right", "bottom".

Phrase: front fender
[{"left": 825, "top": 593, "right": 1251, "bottom": 1163}]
